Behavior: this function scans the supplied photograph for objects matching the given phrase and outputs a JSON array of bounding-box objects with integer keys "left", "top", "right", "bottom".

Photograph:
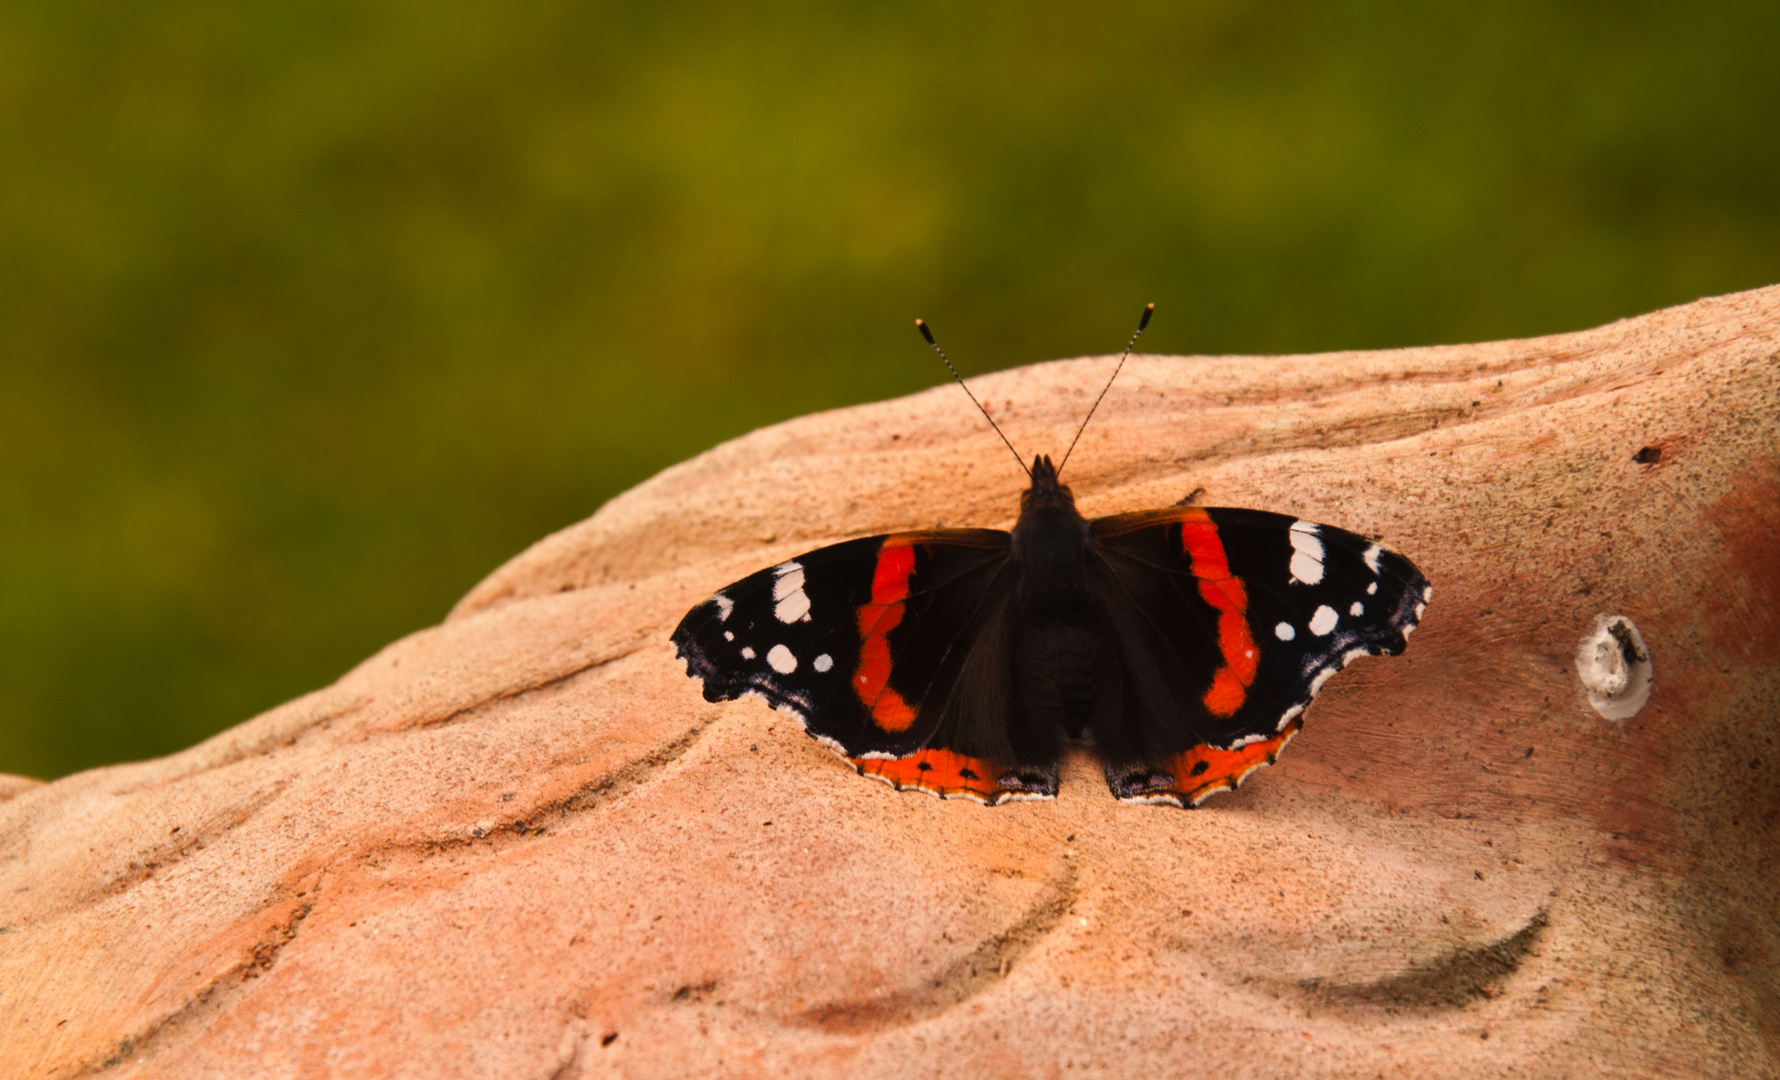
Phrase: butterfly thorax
[{"left": 1009, "top": 455, "right": 1092, "bottom": 608}]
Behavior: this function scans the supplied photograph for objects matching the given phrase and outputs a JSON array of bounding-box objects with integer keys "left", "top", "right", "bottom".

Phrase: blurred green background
[{"left": 2, "top": 1, "right": 1777, "bottom": 779}]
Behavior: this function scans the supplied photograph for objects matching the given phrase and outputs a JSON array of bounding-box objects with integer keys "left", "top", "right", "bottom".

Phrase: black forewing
[
  {"left": 669, "top": 529, "right": 1014, "bottom": 759},
  {"left": 1088, "top": 507, "right": 1430, "bottom": 751},
  {"left": 874, "top": 543, "right": 1020, "bottom": 762}
]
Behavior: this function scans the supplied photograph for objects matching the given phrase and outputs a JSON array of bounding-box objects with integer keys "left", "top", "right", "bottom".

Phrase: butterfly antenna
[
  {"left": 916, "top": 318, "right": 1031, "bottom": 478},
  {"left": 1056, "top": 302, "right": 1153, "bottom": 478}
]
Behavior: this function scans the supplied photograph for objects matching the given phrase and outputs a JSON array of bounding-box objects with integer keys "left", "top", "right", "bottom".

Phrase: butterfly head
[
  {"left": 1020, "top": 454, "right": 1077, "bottom": 513},
  {"left": 1013, "top": 453, "right": 1088, "bottom": 564}
]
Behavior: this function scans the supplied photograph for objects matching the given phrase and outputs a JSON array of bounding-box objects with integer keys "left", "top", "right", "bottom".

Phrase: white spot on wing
[
  {"left": 712, "top": 593, "right": 734, "bottom": 621},
  {"left": 1274, "top": 622, "right": 1296, "bottom": 641},
  {"left": 1367, "top": 581, "right": 1378, "bottom": 595},
  {"left": 1290, "top": 551, "right": 1324, "bottom": 585},
  {"left": 724, "top": 631, "right": 734, "bottom": 641},
  {"left": 1309, "top": 604, "right": 1339, "bottom": 636},
  {"left": 740, "top": 646, "right": 756, "bottom": 660},
  {"left": 775, "top": 594, "right": 810, "bottom": 623},
  {"left": 1289, "top": 521, "right": 1325, "bottom": 585},
  {"left": 1363, "top": 543, "right": 1382, "bottom": 574},
  {"left": 813, "top": 653, "right": 833, "bottom": 673},
  {"left": 766, "top": 644, "right": 797, "bottom": 674},
  {"left": 772, "top": 562, "right": 811, "bottom": 624},
  {"left": 1349, "top": 601, "right": 1365, "bottom": 617}
]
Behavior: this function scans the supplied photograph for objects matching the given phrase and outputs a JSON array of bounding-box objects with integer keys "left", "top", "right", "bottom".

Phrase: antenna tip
[
  {"left": 915, "top": 318, "right": 935, "bottom": 345},
  {"left": 1139, "top": 303, "right": 1154, "bottom": 331}
]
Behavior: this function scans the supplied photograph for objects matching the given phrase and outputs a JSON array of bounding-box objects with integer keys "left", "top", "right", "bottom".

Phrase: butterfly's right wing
[
  {"left": 671, "top": 529, "right": 1040, "bottom": 803},
  {"left": 1085, "top": 506, "right": 1430, "bottom": 806}
]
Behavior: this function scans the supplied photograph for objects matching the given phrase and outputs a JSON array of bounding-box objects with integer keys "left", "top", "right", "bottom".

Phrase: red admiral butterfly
[{"left": 672, "top": 306, "right": 1430, "bottom": 806}]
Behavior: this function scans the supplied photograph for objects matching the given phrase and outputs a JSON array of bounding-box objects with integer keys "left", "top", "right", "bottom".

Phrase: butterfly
[{"left": 671, "top": 305, "right": 1430, "bottom": 806}]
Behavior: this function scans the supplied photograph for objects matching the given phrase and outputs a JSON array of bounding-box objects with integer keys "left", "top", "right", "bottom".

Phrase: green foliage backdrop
[{"left": 3, "top": 1, "right": 1777, "bottom": 778}]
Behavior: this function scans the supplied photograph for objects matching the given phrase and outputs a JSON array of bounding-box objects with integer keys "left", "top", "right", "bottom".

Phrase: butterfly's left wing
[
  {"left": 1086, "top": 506, "right": 1430, "bottom": 806},
  {"left": 671, "top": 529, "right": 1041, "bottom": 804}
]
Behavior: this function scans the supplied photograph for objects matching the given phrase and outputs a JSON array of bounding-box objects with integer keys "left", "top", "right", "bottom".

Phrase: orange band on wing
[
  {"left": 852, "top": 539, "right": 919, "bottom": 732},
  {"left": 850, "top": 748, "right": 1007, "bottom": 802},
  {"left": 1164, "top": 718, "right": 1300, "bottom": 805},
  {"left": 1178, "top": 509, "right": 1259, "bottom": 717}
]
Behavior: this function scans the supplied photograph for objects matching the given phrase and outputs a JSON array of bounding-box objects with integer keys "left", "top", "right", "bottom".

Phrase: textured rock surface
[
  {"left": 4, "top": 288, "right": 1778, "bottom": 1079},
  {"left": 0, "top": 774, "right": 42, "bottom": 803}
]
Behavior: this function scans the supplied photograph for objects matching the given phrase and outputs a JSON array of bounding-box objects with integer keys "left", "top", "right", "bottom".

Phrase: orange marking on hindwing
[
  {"left": 849, "top": 748, "right": 1007, "bottom": 802},
  {"left": 852, "top": 538, "right": 919, "bottom": 731},
  {"left": 1165, "top": 718, "right": 1301, "bottom": 805},
  {"left": 1178, "top": 509, "right": 1258, "bottom": 717}
]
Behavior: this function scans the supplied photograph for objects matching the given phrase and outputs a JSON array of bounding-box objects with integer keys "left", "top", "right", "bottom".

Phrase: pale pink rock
[
  {"left": 0, "top": 774, "right": 41, "bottom": 804},
  {"left": 3, "top": 288, "right": 1777, "bottom": 1078}
]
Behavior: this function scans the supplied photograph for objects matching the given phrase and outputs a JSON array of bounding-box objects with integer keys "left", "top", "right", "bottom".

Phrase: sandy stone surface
[{"left": 3, "top": 288, "right": 1777, "bottom": 1079}]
